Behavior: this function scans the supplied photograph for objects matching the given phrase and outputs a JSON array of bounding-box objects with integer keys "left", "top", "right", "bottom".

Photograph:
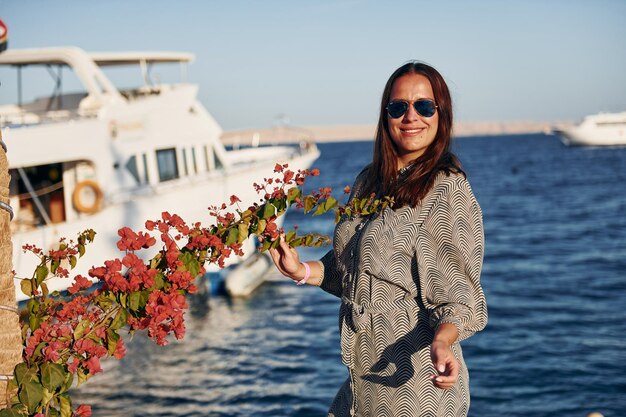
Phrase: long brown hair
[{"left": 361, "top": 62, "right": 464, "bottom": 207}]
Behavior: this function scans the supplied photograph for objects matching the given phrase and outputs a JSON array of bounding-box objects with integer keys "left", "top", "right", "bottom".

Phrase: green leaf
[
  {"left": 35, "top": 265, "right": 48, "bottom": 286},
  {"left": 304, "top": 196, "right": 315, "bottom": 213},
  {"left": 107, "top": 328, "right": 121, "bottom": 356},
  {"left": 313, "top": 203, "right": 326, "bottom": 216},
  {"left": 129, "top": 291, "right": 141, "bottom": 312},
  {"left": 18, "top": 380, "right": 43, "bottom": 413},
  {"left": 0, "top": 407, "right": 27, "bottom": 417},
  {"left": 41, "top": 363, "right": 65, "bottom": 392},
  {"left": 225, "top": 228, "right": 239, "bottom": 246},
  {"left": 78, "top": 244, "right": 85, "bottom": 258},
  {"left": 73, "top": 320, "right": 89, "bottom": 340},
  {"left": 60, "top": 370, "right": 73, "bottom": 393},
  {"left": 118, "top": 293, "right": 127, "bottom": 308},
  {"left": 20, "top": 279, "right": 33, "bottom": 298},
  {"left": 237, "top": 223, "right": 249, "bottom": 243},
  {"left": 285, "top": 230, "right": 296, "bottom": 243},
  {"left": 59, "top": 393, "right": 72, "bottom": 417},
  {"left": 286, "top": 187, "right": 301, "bottom": 204},
  {"left": 256, "top": 219, "right": 267, "bottom": 234},
  {"left": 41, "top": 387, "right": 54, "bottom": 408},
  {"left": 151, "top": 272, "right": 165, "bottom": 290},
  {"left": 180, "top": 252, "right": 201, "bottom": 277},
  {"left": 69, "top": 255, "right": 77, "bottom": 269},
  {"left": 325, "top": 197, "right": 338, "bottom": 210},
  {"left": 28, "top": 315, "right": 41, "bottom": 333},
  {"left": 50, "top": 259, "right": 60, "bottom": 274},
  {"left": 290, "top": 237, "right": 302, "bottom": 247},
  {"left": 274, "top": 197, "right": 287, "bottom": 214},
  {"left": 262, "top": 202, "right": 275, "bottom": 219},
  {"left": 95, "top": 293, "right": 114, "bottom": 310},
  {"left": 110, "top": 308, "right": 128, "bottom": 331},
  {"left": 31, "top": 343, "right": 45, "bottom": 360},
  {"left": 76, "top": 370, "right": 89, "bottom": 386},
  {"left": 14, "top": 363, "right": 29, "bottom": 386},
  {"left": 41, "top": 282, "right": 49, "bottom": 297},
  {"left": 27, "top": 298, "right": 39, "bottom": 314},
  {"left": 139, "top": 290, "right": 150, "bottom": 310}
]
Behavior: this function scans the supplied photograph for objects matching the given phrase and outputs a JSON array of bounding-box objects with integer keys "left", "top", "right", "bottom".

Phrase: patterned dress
[{"left": 318, "top": 167, "right": 487, "bottom": 417}]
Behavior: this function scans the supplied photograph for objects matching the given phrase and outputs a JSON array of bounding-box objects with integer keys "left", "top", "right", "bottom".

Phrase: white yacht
[
  {"left": 553, "top": 112, "right": 626, "bottom": 146},
  {"left": 0, "top": 47, "right": 319, "bottom": 301}
]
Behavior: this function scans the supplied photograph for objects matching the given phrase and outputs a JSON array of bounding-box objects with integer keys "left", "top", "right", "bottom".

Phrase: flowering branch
[{"left": 1, "top": 165, "right": 393, "bottom": 417}]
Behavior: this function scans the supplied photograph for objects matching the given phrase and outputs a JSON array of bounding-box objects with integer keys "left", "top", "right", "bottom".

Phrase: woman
[{"left": 269, "top": 62, "right": 487, "bottom": 417}]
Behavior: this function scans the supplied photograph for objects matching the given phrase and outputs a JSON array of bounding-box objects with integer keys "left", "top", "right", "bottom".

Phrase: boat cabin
[{"left": 0, "top": 47, "right": 230, "bottom": 232}]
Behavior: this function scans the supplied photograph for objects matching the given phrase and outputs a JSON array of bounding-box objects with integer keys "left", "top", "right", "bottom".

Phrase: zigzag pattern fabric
[{"left": 319, "top": 168, "right": 487, "bottom": 417}]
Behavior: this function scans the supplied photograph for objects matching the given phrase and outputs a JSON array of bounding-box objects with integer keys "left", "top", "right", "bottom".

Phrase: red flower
[
  {"left": 283, "top": 170, "right": 295, "bottom": 184},
  {"left": 274, "top": 163, "right": 283, "bottom": 173},
  {"left": 68, "top": 275, "right": 92, "bottom": 294},
  {"left": 68, "top": 358, "right": 79, "bottom": 374},
  {"left": 84, "top": 356, "right": 103, "bottom": 375},
  {"left": 113, "top": 338, "right": 127, "bottom": 359},
  {"left": 229, "top": 195, "right": 241, "bottom": 205},
  {"left": 74, "top": 404, "right": 92, "bottom": 417}
]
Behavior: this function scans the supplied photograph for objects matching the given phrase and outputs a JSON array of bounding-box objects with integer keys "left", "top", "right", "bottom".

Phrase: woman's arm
[
  {"left": 415, "top": 175, "right": 487, "bottom": 389},
  {"left": 416, "top": 175, "right": 487, "bottom": 341}
]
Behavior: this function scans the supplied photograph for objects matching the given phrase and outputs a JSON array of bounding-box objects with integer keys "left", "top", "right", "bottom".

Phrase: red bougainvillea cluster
[{"left": 2, "top": 165, "right": 394, "bottom": 417}]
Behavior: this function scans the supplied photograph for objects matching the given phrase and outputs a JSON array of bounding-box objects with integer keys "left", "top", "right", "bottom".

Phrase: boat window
[
  {"left": 214, "top": 152, "right": 223, "bottom": 170},
  {"left": 125, "top": 155, "right": 140, "bottom": 183},
  {"left": 596, "top": 121, "right": 626, "bottom": 126},
  {"left": 156, "top": 148, "right": 179, "bottom": 182},
  {"left": 204, "top": 145, "right": 211, "bottom": 171},
  {"left": 142, "top": 153, "right": 150, "bottom": 183},
  {"left": 191, "top": 147, "right": 198, "bottom": 174},
  {"left": 182, "top": 148, "right": 189, "bottom": 176}
]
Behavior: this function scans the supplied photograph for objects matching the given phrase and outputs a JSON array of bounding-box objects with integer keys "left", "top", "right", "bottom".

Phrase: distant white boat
[
  {"left": 553, "top": 112, "right": 626, "bottom": 146},
  {"left": 0, "top": 47, "right": 319, "bottom": 301}
]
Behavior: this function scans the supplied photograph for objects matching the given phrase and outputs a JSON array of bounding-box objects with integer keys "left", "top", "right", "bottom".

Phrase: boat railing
[
  {"left": 0, "top": 91, "right": 92, "bottom": 127},
  {"left": 221, "top": 125, "right": 316, "bottom": 150}
]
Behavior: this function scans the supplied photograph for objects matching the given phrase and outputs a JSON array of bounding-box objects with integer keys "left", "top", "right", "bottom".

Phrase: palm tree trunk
[{"left": 0, "top": 130, "right": 22, "bottom": 408}]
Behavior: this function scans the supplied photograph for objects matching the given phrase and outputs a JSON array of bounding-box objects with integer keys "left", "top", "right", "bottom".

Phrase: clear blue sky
[{"left": 1, "top": 0, "right": 625, "bottom": 130}]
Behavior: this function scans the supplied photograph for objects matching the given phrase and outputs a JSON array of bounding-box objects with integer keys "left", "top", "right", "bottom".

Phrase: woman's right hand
[{"left": 268, "top": 236, "right": 305, "bottom": 283}]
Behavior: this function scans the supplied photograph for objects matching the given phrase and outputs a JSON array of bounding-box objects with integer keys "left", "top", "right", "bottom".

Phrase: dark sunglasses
[{"left": 386, "top": 99, "right": 438, "bottom": 119}]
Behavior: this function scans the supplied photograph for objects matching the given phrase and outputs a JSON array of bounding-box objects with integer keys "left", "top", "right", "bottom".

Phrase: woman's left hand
[{"left": 430, "top": 340, "right": 459, "bottom": 389}]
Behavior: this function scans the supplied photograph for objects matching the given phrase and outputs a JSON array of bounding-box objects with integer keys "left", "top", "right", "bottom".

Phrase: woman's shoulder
[
  {"left": 432, "top": 170, "right": 473, "bottom": 192},
  {"left": 426, "top": 170, "right": 479, "bottom": 208}
]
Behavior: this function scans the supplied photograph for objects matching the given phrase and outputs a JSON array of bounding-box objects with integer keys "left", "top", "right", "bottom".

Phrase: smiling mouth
[{"left": 401, "top": 128, "right": 424, "bottom": 134}]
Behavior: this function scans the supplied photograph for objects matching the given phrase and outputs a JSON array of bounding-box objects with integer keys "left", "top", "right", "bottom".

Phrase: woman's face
[{"left": 387, "top": 73, "right": 439, "bottom": 166}]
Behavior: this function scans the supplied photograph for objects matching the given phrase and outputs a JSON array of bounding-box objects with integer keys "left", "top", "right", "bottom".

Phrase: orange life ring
[{"left": 72, "top": 180, "right": 103, "bottom": 214}]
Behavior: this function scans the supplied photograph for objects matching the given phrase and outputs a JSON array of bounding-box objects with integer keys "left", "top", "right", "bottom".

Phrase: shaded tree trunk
[{"left": 0, "top": 130, "right": 22, "bottom": 408}]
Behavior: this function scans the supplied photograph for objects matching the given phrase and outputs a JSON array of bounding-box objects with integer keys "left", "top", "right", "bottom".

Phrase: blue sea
[{"left": 73, "top": 134, "right": 626, "bottom": 417}]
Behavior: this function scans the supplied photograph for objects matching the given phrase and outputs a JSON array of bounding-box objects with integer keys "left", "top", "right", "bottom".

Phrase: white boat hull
[
  {"left": 10, "top": 149, "right": 318, "bottom": 302},
  {"left": 554, "top": 112, "right": 626, "bottom": 146}
]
